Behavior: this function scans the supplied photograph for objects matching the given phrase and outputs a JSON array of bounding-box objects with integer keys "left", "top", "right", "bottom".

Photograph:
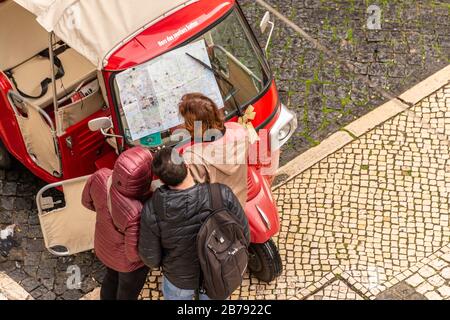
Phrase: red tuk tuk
[{"left": 0, "top": 0, "right": 297, "bottom": 282}]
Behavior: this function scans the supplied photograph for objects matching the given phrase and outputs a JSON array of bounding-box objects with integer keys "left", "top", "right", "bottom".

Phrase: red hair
[{"left": 178, "top": 93, "right": 225, "bottom": 137}]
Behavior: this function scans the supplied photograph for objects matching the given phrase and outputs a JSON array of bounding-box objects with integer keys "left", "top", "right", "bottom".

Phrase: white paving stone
[
  {"left": 429, "top": 258, "right": 448, "bottom": 271},
  {"left": 441, "top": 253, "right": 450, "bottom": 263},
  {"left": 406, "top": 274, "right": 425, "bottom": 288},
  {"left": 437, "top": 286, "right": 450, "bottom": 299},
  {"left": 428, "top": 274, "right": 446, "bottom": 287},
  {"left": 440, "top": 267, "right": 450, "bottom": 280},
  {"left": 425, "top": 291, "right": 442, "bottom": 300},
  {"left": 418, "top": 266, "right": 437, "bottom": 279},
  {"left": 417, "top": 282, "right": 434, "bottom": 295}
]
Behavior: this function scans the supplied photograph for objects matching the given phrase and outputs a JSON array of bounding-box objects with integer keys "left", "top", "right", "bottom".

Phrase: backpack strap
[{"left": 209, "top": 183, "right": 224, "bottom": 211}]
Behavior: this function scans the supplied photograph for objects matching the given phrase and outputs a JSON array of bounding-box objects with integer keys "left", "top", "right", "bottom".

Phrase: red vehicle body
[{"left": 0, "top": 0, "right": 297, "bottom": 282}]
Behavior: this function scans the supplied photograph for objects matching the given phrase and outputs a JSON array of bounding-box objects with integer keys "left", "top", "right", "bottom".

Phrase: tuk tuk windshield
[{"left": 113, "top": 7, "right": 270, "bottom": 147}]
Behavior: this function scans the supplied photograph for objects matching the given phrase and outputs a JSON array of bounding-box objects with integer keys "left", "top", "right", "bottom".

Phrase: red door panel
[{"left": 58, "top": 110, "right": 116, "bottom": 179}]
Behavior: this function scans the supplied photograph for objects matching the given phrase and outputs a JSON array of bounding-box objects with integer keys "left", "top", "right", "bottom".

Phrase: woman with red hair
[{"left": 179, "top": 93, "right": 249, "bottom": 208}]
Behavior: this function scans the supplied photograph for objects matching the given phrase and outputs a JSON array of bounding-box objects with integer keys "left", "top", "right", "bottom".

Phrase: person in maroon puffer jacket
[{"left": 82, "top": 147, "right": 153, "bottom": 300}]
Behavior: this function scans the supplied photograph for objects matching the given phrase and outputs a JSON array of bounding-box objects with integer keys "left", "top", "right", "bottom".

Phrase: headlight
[
  {"left": 278, "top": 122, "right": 292, "bottom": 142},
  {"left": 270, "top": 104, "right": 297, "bottom": 151}
]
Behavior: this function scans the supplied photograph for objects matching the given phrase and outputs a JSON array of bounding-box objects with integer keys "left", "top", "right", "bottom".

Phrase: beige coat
[{"left": 183, "top": 122, "right": 249, "bottom": 208}]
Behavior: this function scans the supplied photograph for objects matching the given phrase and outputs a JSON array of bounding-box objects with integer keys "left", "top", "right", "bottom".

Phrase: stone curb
[
  {"left": 0, "top": 272, "right": 34, "bottom": 300},
  {"left": 399, "top": 65, "right": 450, "bottom": 106},
  {"left": 343, "top": 98, "right": 409, "bottom": 137},
  {"left": 273, "top": 64, "right": 450, "bottom": 190}
]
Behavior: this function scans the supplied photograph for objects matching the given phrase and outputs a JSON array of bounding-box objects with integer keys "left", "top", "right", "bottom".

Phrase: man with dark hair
[
  {"left": 139, "top": 148, "right": 250, "bottom": 300},
  {"left": 150, "top": 147, "right": 187, "bottom": 187}
]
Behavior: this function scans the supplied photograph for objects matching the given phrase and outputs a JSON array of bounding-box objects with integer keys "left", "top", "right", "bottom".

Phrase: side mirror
[
  {"left": 88, "top": 117, "right": 124, "bottom": 148},
  {"left": 260, "top": 12, "right": 271, "bottom": 33},
  {"left": 259, "top": 11, "right": 275, "bottom": 55},
  {"left": 88, "top": 117, "right": 112, "bottom": 132}
]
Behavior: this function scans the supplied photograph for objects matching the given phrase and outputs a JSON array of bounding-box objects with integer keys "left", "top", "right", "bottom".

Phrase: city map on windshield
[{"left": 116, "top": 39, "right": 224, "bottom": 141}]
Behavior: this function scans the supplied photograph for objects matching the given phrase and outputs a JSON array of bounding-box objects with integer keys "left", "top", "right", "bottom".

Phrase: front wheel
[
  {"left": 0, "top": 140, "right": 12, "bottom": 170},
  {"left": 248, "top": 239, "right": 283, "bottom": 283}
]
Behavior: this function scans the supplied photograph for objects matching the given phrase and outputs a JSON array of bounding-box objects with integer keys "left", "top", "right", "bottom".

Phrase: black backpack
[{"left": 196, "top": 184, "right": 249, "bottom": 300}]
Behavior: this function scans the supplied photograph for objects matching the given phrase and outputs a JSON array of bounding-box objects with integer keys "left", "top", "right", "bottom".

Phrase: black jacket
[{"left": 139, "top": 183, "right": 250, "bottom": 290}]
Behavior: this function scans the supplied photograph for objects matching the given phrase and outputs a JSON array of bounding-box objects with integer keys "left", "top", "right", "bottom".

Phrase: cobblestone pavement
[
  {"left": 1, "top": 1, "right": 450, "bottom": 300},
  {"left": 138, "top": 84, "right": 450, "bottom": 300},
  {"left": 0, "top": 167, "right": 105, "bottom": 300},
  {"left": 403, "top": 249, "right": 450, "bottom": 299},
  {"left": 375, "top": 282, "right": 426, "bottom": 300},
  {"left": 306, "top": 280, "right": 364, "bottom": 300},
  {"left": 241, "top": 0, "right": 450, "bottom": 166}
]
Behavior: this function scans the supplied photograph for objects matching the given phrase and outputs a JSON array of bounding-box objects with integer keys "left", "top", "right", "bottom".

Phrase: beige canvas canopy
[{"left": 13, "top": 0, "right": 197, "bottom": 69}]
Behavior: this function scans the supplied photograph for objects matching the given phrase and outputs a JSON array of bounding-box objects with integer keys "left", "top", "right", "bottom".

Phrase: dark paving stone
[
  {"left": 73, "top": 253, "right": 96, "bottom": 266},
  {"left": 24, "top": 252, "right": 41, "bottom": 266},
  {"left": 25, "top": 239, "right": 45, "bottom": 252},
  {"left": 0, "top": 260, "right": 17, "bottom": 272},
  {"left": 0, "top": 211, "right": 13, "bottom": 224},
  {"left": 0, "top": 197, "right": 14, "bottom": 211},
  {"left": 7, "top": 268, "right": 29, "bottom": 283},
  {"left": 13, "top": 210, "right": 30, "bottom": 225},
  {"left": 20, "top": 277, "right": 41, "bottom": 292},
  {"left": 40, "top": 291, "right": 57, "bottom": 300},
  {"left": 54, "top": 282, "right": 68, "bottom": 296},
  {"left": 56, "top": 257, "right": 75, "bottom": 272},
  {"left": 81, "top": 276, "right": 99, "bottom": 294},
  {"left": 27, "top": 213, "right": 40, "bottom": 225},
  {"left": 376, "top": 281, "right": 428, "bottom": 300},
  {"left": 406, "top": 293, "right": 428, "bottom": 300},
  {"left": 7, "top": 247, "right": 25, "bottom": 261},
  {"left": 5, "top": 170, "right": 19, "bottom": 181},
  {"left": 14, "top": 197, "right": 33, "bottom": 210},
  {"left": 23, "top": 265, "right": 38, "bottom": 278},
  {"left": 30, "top": 286, "right": 48, "bottom": 299},
  {"left": 376, "top": 290, "right": 402, "bottom": 300},
  {"left": 41, "top": 278, "right": 55, "bottom": 291},
  {"left": 16, "top": 183, "right": 38, "bottom": 197},
  {"left": 2, "top": 182, "right": 17, "bottom": 196},
  {"left": 61, "top": 289, "right": 83, "bottom": 301},
  {"left": 392, "top": 282, "right": 417, "bottom": 297},
  {"left": 92, "top": 266, "right": 107, "bottom": 283},
  {"left": 39, "top": 254, "right": 57, "bottom": 267},
  {"left": 37, "top": 266, "right": 57, "bottom": 280},
  {"left": 26, "top": 225, "right": 43, "bottom": 239}
]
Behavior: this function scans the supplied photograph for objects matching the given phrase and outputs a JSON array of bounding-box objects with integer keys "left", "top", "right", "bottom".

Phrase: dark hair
[
  {"left": 152, "top": 148, "right": 187, "bottom": 187},
  {"left": 179, "top": 93, "right": 225, "bottom": 138}
]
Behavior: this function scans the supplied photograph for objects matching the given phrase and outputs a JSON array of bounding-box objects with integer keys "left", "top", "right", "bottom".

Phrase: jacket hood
[
  {"left": 187, "top": 122, "right": 249, "bottom": 176},
  {"left": 112, "top": 146, "right": 153, "bottom": 199}
]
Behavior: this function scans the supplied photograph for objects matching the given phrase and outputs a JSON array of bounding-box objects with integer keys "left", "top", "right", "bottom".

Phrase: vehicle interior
[
  {"left": 0, "top": 0, "right": 109, "bottom": 177},
  {"left": 211, "top": 44, "right": 261, "bottom": 112}
]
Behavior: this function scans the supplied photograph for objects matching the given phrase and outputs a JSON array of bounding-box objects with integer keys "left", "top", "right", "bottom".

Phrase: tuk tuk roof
[{"left": 13, "top": 0, "right": 197, "bottom": 69}]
